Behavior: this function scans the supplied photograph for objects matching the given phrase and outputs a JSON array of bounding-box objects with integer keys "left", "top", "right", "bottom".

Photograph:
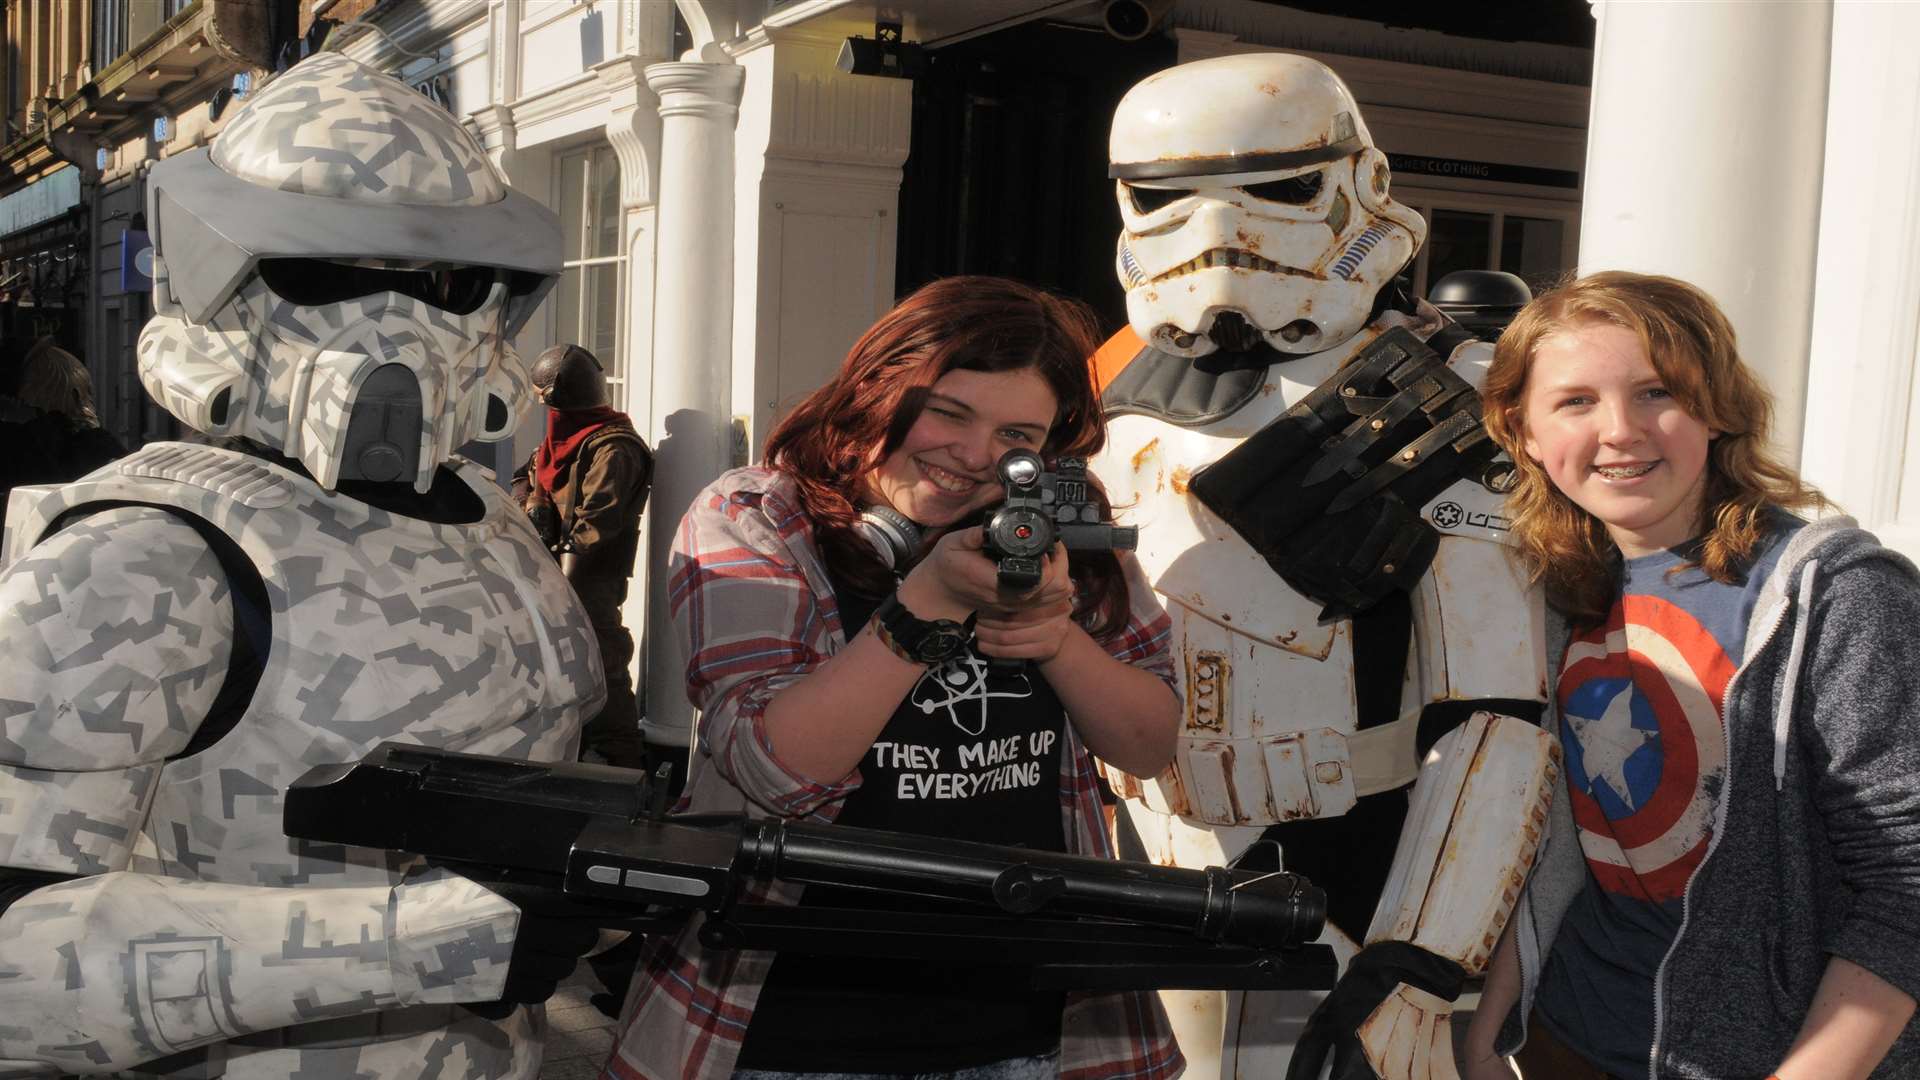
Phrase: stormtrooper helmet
[
  {"left": 1109, "top": 53, "right": 1426, "bottom": 358},
  {"left": 137, "top": 52, "right": 562, "bottom": 492}
]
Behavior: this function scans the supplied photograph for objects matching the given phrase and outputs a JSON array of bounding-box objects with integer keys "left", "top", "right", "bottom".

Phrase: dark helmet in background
[
  {"left": 1428, "top": 270, "right": 1533, "bottom": 341},
  {"left": 531, "top": 344, "right": 611, "bottom": 409}
]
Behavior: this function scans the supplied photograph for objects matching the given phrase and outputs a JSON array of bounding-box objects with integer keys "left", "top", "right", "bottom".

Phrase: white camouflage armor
[
  {"left": 1090, "top": 54, "right": 1559, "bottom": 1080},
  {"left": 0, "top": 54, "right": 598, "bottom": 1078}
]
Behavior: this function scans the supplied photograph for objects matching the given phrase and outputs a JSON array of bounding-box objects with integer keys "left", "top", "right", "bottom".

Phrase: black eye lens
[
  {"left": 410, "top": 266, "right": 498, "bottom": 314},
  {"left": 1242, "top": 172, "right": 1325, "bottom": 205},
  {"left": 258, "top": 259, "right": 501, "bottom": 314},
  {"left": 1127, "top": 183, "right": 1189, "bottom": 215}
]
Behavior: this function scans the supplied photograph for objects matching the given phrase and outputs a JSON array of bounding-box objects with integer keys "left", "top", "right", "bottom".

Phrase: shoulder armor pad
[
  {"left": 117, "top": 442, "right": 296, "bottom": 509},
  {"left": 0, "top": 505, "right": 235, "bottom": 769},
  {"left": 1443, "top": 336, "right": 1496, "bottom": 391},
  {"left": 1422, "top": 472, "right": 1518, "bottom": 546},
  {"left": 1102, "top": 344, "right": 1270, "bottom": 427},
  {"left": 4, "top": 443, "right": 293, "bottom": 570}
]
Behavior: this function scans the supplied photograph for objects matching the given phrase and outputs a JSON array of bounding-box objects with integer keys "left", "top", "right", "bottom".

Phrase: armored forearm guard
[
  {"left": 0, "top": 870, "right": 515, "bottom": 1075},
  {"left": 1365, "top": 710, "right": 1560, "bottom": 971}
]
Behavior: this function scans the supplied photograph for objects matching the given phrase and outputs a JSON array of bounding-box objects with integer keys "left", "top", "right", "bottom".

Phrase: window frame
[
  {"left": 550, "top": 141, "right": 627, "bottom": 397},
  {"left": 1392, "top": 185, "right": 1581, "bottom": 298}
]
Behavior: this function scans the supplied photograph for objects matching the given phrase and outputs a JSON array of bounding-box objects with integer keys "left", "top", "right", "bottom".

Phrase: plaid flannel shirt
[{"left": 603, "top": 466, "right": 1184, "bottom": 1080}]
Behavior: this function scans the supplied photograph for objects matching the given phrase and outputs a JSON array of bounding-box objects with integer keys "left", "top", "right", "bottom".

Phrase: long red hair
[{"left": 764, "top": 275, "right": 1128, "bottom": 637}]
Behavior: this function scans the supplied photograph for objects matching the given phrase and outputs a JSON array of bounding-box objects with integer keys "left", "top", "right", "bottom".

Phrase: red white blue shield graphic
[{"left": 1558, "top": 595, "right": 1732, "bottom": 901}]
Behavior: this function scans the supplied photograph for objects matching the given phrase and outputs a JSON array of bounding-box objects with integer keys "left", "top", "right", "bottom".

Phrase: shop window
[
  {"left": 1403, "top": 201, "right": 1576, "bottom": 300},
  {"left": 1499, "top": 216, "right": 1566, "bottom": 293},
  {"left": 1423, "top": 209, "right": 1494, "bottom": 296},
  {"left": 552, "top": 143, "right": 625, "bottom": 394}
]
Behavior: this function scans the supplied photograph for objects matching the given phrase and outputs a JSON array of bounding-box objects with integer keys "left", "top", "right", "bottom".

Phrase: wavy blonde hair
[{"left": 1481, "top": 271, "right": 1825, "bottom": 624}]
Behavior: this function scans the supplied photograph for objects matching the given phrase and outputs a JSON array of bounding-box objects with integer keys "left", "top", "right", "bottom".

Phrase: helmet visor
[{"left": 149, "top": 148, "right": 561, "bottom": 334}]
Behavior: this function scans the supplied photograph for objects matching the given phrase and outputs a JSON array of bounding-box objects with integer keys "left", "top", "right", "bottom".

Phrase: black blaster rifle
[{"left": 285, "top": 742, "right": 1337, "bottom": 991}]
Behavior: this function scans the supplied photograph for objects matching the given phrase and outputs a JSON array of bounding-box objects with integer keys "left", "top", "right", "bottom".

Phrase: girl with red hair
[{"left": 607, "top": 276, "right": 1182, "bottom": 1080}]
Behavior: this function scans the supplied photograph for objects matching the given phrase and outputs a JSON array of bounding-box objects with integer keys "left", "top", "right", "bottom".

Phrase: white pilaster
[
  {"left": 641, "top": 59, "right": 746, "bottom": 750},
  {"left": 727, "top": 22, "right": 912, "bottom": 468},
  {"left": 488, "top": 0, "right": 521, "bottom": 105},
  {"left": 1578, "top": 0, "right": 1832, "bottom": 461},
  {"left": 594, "top": 54, "right": 664, "bottom": 717},
  {"left": 1799, "top": 2, "right": 1920, "bottom": 557}
]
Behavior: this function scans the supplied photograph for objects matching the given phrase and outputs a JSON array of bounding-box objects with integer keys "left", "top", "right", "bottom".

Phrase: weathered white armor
[
  {"left": 1091, "top": 53, "right": 1558, "bottom": 1080},
  {"left": 1101, "top": 313, "right": 1544, "bottom": 835},
  {"left": 0, "top": 52, "right": 587, "bottom": 1078}
]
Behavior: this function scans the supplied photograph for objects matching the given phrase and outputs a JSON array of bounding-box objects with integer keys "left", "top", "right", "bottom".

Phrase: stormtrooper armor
[
  {"left": 1090, "top": 54, "right": 1559, "bottom": 1080},
  {"left": 0, "top": 54, "right": 597, "bottom": 1078}
]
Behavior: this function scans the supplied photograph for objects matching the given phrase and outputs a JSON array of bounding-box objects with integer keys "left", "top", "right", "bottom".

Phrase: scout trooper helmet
[
  {"left": 1109, "top": 53, "right": 1426, "bottom": 358},
  {"left": 137, "top": 52, "right": 561, "bottom": 492}
]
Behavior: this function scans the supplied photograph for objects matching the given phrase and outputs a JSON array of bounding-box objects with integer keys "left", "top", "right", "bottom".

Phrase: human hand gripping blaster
[
  {"left": 981, "top": 450, "right": 1137, "bottom": 590},
  {"left": 284, "top": 743, "right": 1336, "bottom": 991}
]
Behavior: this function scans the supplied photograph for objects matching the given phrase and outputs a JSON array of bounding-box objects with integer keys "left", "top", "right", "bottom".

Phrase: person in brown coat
[{"left": 512, "top": 343, "right": 653, "bottom": 769}]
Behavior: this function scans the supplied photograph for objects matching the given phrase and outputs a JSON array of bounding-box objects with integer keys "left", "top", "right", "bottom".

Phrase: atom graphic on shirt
[{"left": 911, "top": 654, "right": 1034, "bottom": 737}]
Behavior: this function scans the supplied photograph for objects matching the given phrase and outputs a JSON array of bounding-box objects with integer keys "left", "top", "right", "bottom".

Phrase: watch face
[{"left": 916, "top": 623, "right": 972, "bottom": 663}]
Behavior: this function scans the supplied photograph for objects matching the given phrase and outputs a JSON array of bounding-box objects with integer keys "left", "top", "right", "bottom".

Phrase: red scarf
[{"left": 535, "top": 405, "right": 624, "bottom": 495}]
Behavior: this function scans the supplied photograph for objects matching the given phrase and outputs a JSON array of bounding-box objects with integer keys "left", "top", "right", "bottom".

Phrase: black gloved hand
[
  {"left": 463, "top": 885, "right": 615, "bottom": 1021},
  {"left": 1284, "top": 941, "right": 1468, "bottom": 1080}
]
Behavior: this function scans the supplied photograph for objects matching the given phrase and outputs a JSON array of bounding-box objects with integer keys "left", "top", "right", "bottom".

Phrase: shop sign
[
  {"left": 1386, "top": 154, "right": 1579, "bottom": 190},
  {"left": 122, "top": 230, "right": 154, "bottom": 293}
]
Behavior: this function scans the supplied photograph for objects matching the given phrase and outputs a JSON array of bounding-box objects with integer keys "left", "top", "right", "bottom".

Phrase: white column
[
  {"left": 1799, "top": 3, "right": 1920, "bottom": 557},
  {"left": 1578, "top": 0, "right": 1832, "bottom": 461},
  {"left": 640, "top": 60, "right": 746, "bottom": 751}
]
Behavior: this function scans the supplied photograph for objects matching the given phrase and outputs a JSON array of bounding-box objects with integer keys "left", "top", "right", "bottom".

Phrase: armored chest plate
[
  {"left": 1091, "top": 317, "right": 1538, "bottom": 830},
  {"left": 16, "top": 443, "right": 600, "bottom": 888}
]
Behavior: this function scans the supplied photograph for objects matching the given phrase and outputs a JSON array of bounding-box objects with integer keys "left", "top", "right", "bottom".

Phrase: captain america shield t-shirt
[{"left": 1532, "top": 516, "right": 1797, "bottom": 1076}]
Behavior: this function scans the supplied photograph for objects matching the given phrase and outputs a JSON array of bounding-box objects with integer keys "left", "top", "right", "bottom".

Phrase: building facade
[{"left": 0, "top": 0, "right": 290, "bottom": 446}]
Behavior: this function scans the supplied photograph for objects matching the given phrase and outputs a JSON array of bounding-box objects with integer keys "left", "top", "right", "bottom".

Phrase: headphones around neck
[{"left": 856, "top": 504, "right": 923, "bottom": 571}]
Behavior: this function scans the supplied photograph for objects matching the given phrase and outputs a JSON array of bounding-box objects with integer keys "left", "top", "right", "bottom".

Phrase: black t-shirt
[{"left": 736, "top": 576, "right": 1070, "bottom": 1071}]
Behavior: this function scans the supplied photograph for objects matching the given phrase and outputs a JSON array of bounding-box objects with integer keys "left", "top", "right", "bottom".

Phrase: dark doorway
[{"left": 895, "top": 22, "right": 1176, "bottom": 333}]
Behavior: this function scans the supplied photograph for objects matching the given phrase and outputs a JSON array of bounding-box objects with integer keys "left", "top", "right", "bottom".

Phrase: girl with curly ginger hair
[{"left": 1461, "top": 272, "right": 1920, "bottom": 1080}]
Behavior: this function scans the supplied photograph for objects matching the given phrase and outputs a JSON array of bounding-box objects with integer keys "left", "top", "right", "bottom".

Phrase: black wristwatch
[{"left": 871, "top": 591, "right": 973, "bottom": 666}]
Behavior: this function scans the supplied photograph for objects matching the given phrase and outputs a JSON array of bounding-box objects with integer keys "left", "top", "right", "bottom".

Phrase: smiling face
[
  {"left": 1521, "top": 320, "right": 1718, "bottom": 558},
  {"left": 864, "top": 366, "right": 1059, "bottom": 528}
]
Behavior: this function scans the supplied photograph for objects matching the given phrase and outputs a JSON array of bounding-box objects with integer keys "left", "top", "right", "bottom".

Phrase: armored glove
[
  {"left": 1286, "top": 941, "right": 1468, "bottom": 1080},
  {"left": 463, "top": 884, "right": 612, "bottom": 1020}
]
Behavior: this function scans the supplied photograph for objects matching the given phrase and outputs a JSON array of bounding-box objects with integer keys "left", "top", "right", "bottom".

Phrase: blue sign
[{"left": 122, "top": 229, "right": 153, "bottom": 293}]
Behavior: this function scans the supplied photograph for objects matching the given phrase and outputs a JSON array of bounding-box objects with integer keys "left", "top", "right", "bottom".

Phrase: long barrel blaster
[{"left": 285, "top": 742, "right": 1336, "bottom": 991}]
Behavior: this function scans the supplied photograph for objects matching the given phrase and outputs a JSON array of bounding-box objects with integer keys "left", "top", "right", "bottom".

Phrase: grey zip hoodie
[{"left": 1497, "top": 516, "right": 1920, "bottom": 1078}]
